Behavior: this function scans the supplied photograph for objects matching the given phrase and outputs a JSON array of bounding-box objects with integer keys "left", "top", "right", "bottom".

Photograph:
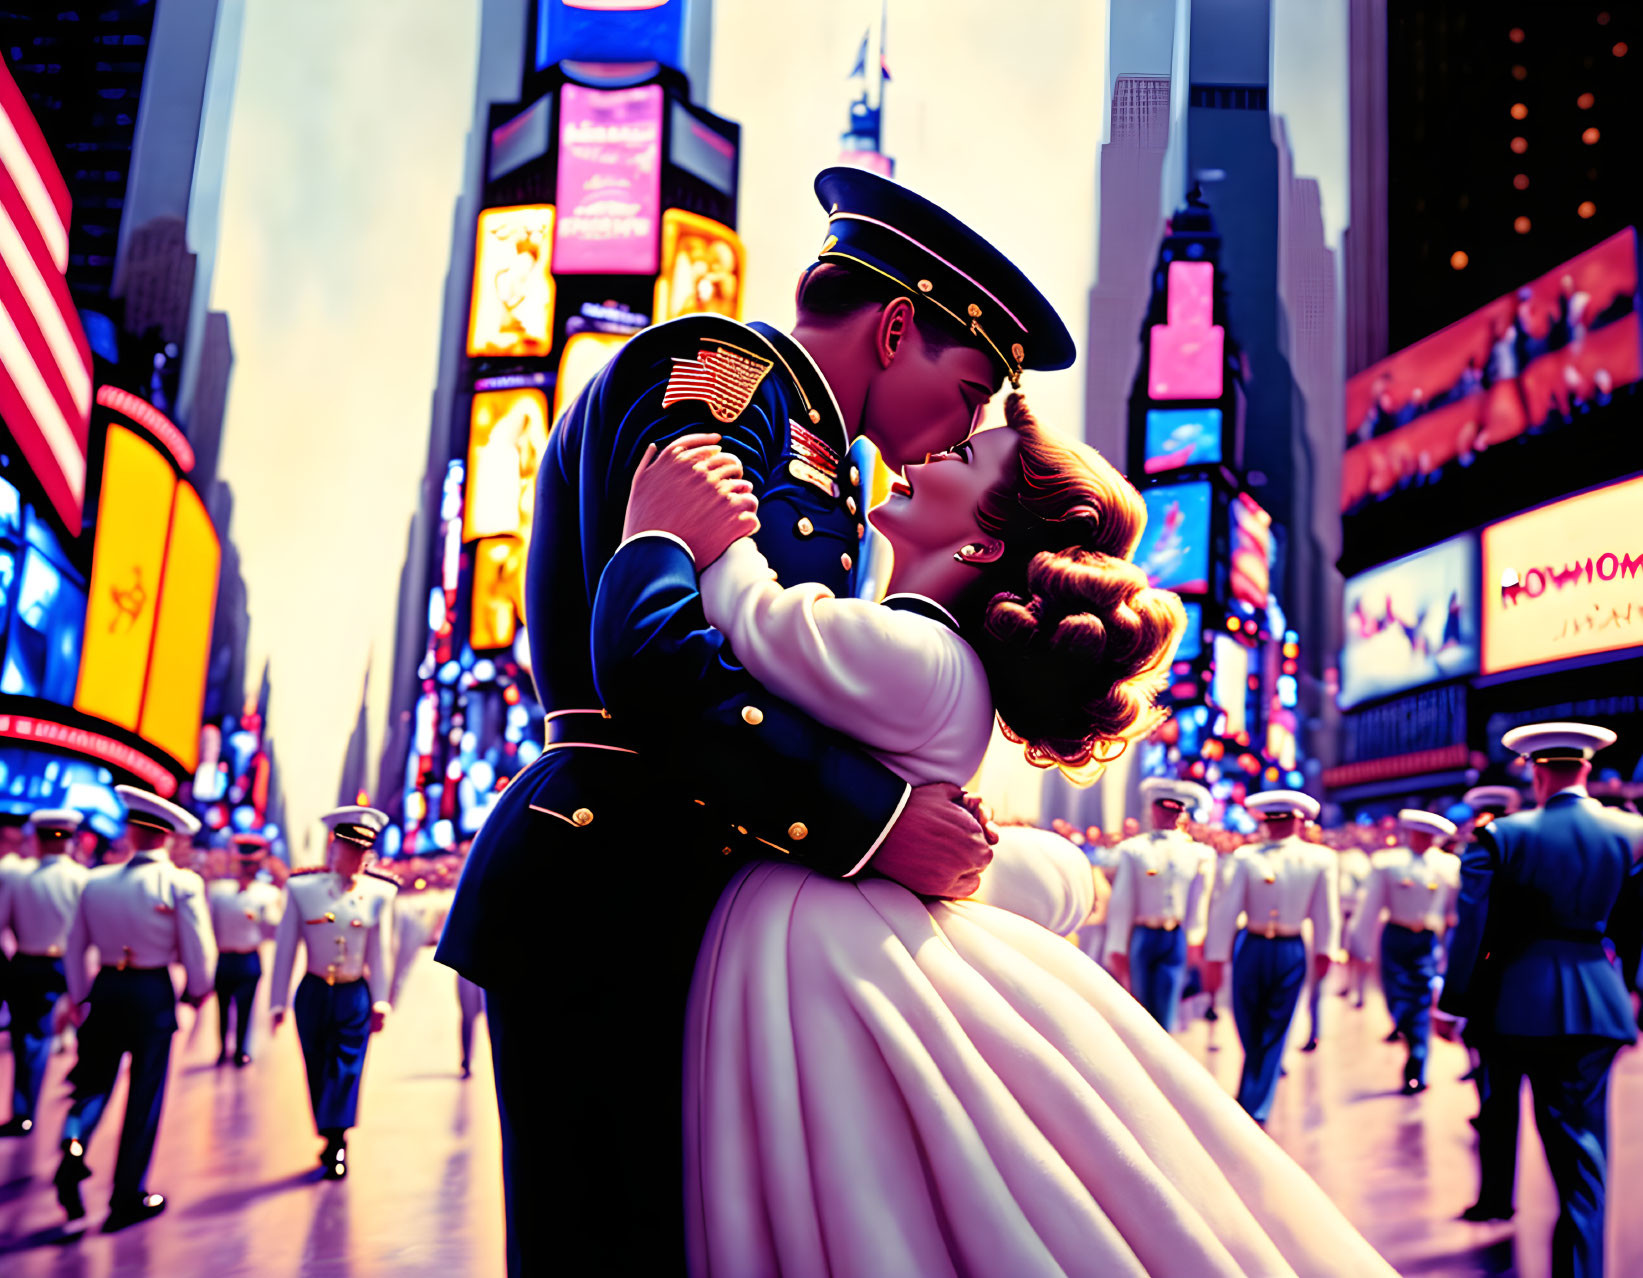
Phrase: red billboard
[
  {"left": 0, "top": 62, "right": 93, "bottom": 531},
  {"left": 1342, "top": 228, "right": 1640, "bottom": 512},
  {"left": 553, "top": 84, "right": 663, "bottom": 275}
]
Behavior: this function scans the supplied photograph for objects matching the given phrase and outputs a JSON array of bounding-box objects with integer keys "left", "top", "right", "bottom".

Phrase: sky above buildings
[{"left": 211, "top": 0, "right": 1347, "bottom": 852}]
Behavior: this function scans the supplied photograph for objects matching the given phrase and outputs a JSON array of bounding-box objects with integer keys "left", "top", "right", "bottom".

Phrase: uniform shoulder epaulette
[
  {"left": 289, "top": 867, "right": 326, "bottom": 876},
  {"left": 364, "top": 867, "right": 401, "bottom": 889}
]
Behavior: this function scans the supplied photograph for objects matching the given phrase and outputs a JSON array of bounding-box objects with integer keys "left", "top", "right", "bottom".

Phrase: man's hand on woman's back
[{"left": 873, "top": 782, "right": 998, "bottom": 898}]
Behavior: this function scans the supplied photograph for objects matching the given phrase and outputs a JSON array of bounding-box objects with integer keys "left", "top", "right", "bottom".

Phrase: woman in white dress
[{"left": 616, "top": 395, "right": 1395, "bottom": 1277}]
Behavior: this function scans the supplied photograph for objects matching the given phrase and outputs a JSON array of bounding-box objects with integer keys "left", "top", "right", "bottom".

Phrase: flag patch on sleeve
[{"left": 661, "top": 343, "right": 774, "bottom": 424}]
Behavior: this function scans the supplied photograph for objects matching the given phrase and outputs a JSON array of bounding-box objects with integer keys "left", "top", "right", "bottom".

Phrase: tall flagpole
[{"left": 877, "top": 0, "right": 888, "bottom": 115}]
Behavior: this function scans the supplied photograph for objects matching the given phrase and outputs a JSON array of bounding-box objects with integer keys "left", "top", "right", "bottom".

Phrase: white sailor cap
[
  {"left": 29, "top": 808, "right": 83, "bottom": 836},
  {"left": 1463, "top": 786, "right": 1523, "bottom": 816},
  {"left": 1140, "top": 777, "right": 1211, "bottom": 815},
  {"left": 1398, "top": 809, "right": 1458, "bottom": 838},
  {"left": 1501, "top": 721, "right": 1616, "bottom": 762},
  {"left": 115, "top": 785, "right": 202, "bottom": 837},
  {"left": 1245, "top": 789, "right": 1321, "bottom": 822},
  {"left": 322, "top": 806, "right": 389, "bottom": 849}
]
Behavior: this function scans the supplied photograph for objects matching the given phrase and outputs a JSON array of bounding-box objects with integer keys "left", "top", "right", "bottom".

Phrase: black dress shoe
[
  {"left": 55, "top": 1139, "right": 91, "bottom": 1220},
  {"left": 1460, "top": 1201, "right": 1514, "bottom": 1223},
  {"left": 1204, "top": 1007, "right": 1219, "bottom": 1023},
  {"left": 0, "top": 1116, "right": 34, "bottom": 1136},
  {"left": 234, "top": 1052, "right": 252, "bottom": 1068},
  {"left": 103, "top": 1192, "right": 166, "bottom": 1232},
  {"left": 460, "top": 1061, "right": 472, "bottom": 1079},
  {"left": 1401, "top": 1078, "right": 1428, "bottom": 1095},
  {"left": 321, "top": 1138, "right": 347, "bottom": 1180},
  {"left": 1300, "top": 1037, "right": 1319, "bottom": 1053},
  {"left": 1383, "top": 1028, "right": 1403, "bottom": 1044}
]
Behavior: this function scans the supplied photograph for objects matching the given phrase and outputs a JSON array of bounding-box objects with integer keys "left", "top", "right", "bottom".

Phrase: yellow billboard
[
  {"left": 1481, "top": 476, "right": 1643, "bottom": 675},
  {"left": 467, "top": 205, "right": 557, "bottom": 358},
  {"left": 553, "top": 331, "right": 629, "bottom": 424},
  {"left": 464, "top": 388, "right": 550, "bottom": 542},
  {"left": 471, "top": 535, "right": 527, "bottom": 651},
  {"left": 74, "top": 426, "right": 176, "bottom": 730},
  {"left": 138, "top": 481, "right": 219, "bottom": 771},
  {"left": 652, "top": 209, "right": 743, "bottom": 323}
]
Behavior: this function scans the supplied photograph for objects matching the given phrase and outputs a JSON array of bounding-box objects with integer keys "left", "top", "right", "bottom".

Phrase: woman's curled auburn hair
[{"left": 965, "top": 394, "right": 1187, "bottom": 785}]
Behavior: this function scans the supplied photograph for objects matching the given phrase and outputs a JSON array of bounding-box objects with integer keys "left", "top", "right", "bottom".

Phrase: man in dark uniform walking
[
  {"left": 437, "top": 166, "right": 1072, "bottom": 1273},
  {"left": 1441, "top": 723, "right": 1643, "bottom": 1278}
]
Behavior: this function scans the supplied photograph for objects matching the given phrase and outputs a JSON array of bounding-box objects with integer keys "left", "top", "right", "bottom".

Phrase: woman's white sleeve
[{"left": 699, "top": 538, "right": 965, "bottom": 756}]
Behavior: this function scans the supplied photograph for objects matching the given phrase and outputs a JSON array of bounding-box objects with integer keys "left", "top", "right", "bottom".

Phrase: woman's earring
[{"left": 953, "top": 544, "right": 979, "bottom": 563}]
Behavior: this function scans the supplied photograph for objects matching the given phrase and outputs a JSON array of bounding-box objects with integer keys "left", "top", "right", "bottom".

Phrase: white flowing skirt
[{"left": 684, "top": 860, "right": 1395, "bottom": 1278}]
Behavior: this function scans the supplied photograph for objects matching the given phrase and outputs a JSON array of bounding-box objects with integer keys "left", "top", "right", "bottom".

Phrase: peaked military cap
[
  {"left": 1140, "top": 777, "right": 1211, "bottom": 815},
  {"left": 812, "top": 167, "right": 1075, "bottom": 389},
  {"left": 1462, "top": 785, "right": 1523, "bottom": 816},
  {"left": 29, "top": 808, "right": 83, "bottom": 838},
  {"left": 1501, "top": 722, "right": 1616, "bottom": 762},
  {"left": 1245, "top": 789, "right": 1321, "bottom": 822},
  {"left": 116, "top": 785, "right": 202, "bottom": 837},
  {"left": 322, "top": 806, "right": 389, "bottom": 850},
  {"left": 1398, "top": 809, "right": 1458, "bottom": 838}
]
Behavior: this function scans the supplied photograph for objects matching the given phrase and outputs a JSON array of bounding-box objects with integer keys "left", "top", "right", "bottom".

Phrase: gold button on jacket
[
  {"left": 788, "top": 822, "right": 809, "bottom": 842},
  {"left": 572, "top": 807, "right": 594, "bottom": 827},
  {"left": 742, "top": 705, "right": 764, "bottom": 726}
]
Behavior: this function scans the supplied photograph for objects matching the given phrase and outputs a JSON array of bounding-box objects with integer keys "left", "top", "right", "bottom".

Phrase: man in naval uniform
[
  {"left": 0, "top": 811, "right": 34, "bottom": 1046},
  {"left": 1349, "top": 809, "right": 1460, "bottom": 1094},
  {"left": 1440, "top": 724, "right": 1643, "bottom": 1276},
  {"left": 207, "top": 833, "right": 283, "bottom": 1067},
  {"left": 0, "top": 810, "right": 89, "bottom": 1135},
  {"left": 1334, "top": 840, "right": 1374, "bottom": 1012},
  {"left": 1450, "top": 786, "right": 1525, "bottom": 1113},
  {"left": 53, "top": 787, "right": 215, "bottom": 1231},
  {"left": 438, "top": 166, "right": 1070, "bottom": 1273},
  {"left": 1103, "top": 778, "right": 1214, "bottom": 1031},
  {"left": 1204, "top": 790, "right": 1339, "bottom": 1124},
  {"left": 270, "top": 807, "right": 396, "bottom": 1180}
]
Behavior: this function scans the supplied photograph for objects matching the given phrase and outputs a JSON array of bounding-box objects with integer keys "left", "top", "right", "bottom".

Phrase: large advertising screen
[
  {"left": 73, "top": 425, "right": 218, "bottom": 771},
  {"left": 1229, "top": 492, "right": 1272, "bottom": 610},
  {"left": 137, "top": 480, "right": 218, "bottom": 771},
  {"left": 553, "top": 84, "right": 663, "bottom": 276},
  {"left": 1481, "top": 476, "right": 1643, "bottom": 676},
  {"left": 1340, "top": 532, "right": 1479, "bottom": 708},
  {"left": 1144, "top": 407, "right": 1221, "bottom": 473},
  {"left": 465, "top": 389, "right": 551, "bottom": 652},
  {"left": 1212, "top": 634, "right": 1250, "bottom": 739},
  {"left": 0, "top": 497, "right": 86, "bottom": 705},
  {"left": 653, "top": 209, "right": 743, "bottom": 323},
  {"left": 74, "top": 425, "right": 176, "bottom": 728},
  {"left": 467, "top": 205, "right": 557, "bottom": 359},
  {"left": 1343, "top": 228, "right": 1640, "bottom": 512},
  {"left": 1136, "top": 480, "right": 1211, "bottom": 595}
]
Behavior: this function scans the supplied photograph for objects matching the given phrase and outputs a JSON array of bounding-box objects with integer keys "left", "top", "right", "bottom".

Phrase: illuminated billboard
[
  {"left": 75, "top": 425, "right": 176, "bottom": 728},
  {"left": 1148, "top": 262, "right": 1224, "bottom": 401},
  {"left": 1340, "top": 533, "right": 1479, "bottom": 709},
  {"left": 465, "top": 389, "right": 550, "bottom": 652},
  {"left": 73, "top": 424, "right": 218, "bottom": 771},
  {"left": 467, "top": 205, "right": 558, "bottom": 359},
  {"left": 1229, "top": 493, "right": 1272, "bottom": 610},
  {"left": 1343, "top": 227, "right": 1640, "bottom": 512},
  {"left": 138, "top": 480, "right": 218, "bottom": 769},
  {"left": 1212, "top": 634, "right": 1250, "bottom": 739},
  {"left": 653, "top": 209, "right": 744, "bottom": 323},
  {"left": 1481, "top": 476, "right": 1643, "bottom": 676},
  {"left": 554, "top": 331, "right": 630, "bottom": 423},
  {"left": 535, "top": 0, "right": 683, "bottom": 73},
  {"left": 553, "top": 84, "right": 663, "bottom": 275},
  {"left": 1144, "top": 407, "right": 1221, "bottom": 473},
  {"left": 1135, "top": 481, "right": 1211, "bottom": 595},
  {"left": 0, "top": 487, "right": 86, "bottom": 705},
  {"left": 1174, "top": 601, "right": 1204, "bottom": 663}
]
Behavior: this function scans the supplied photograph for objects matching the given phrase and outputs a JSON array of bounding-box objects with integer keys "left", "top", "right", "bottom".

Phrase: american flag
[
  {"left": 661, "top": 344, "right": 771, "bottom": 424},
  {"left": 0, "top": 60, "right": 92, "bottom": 530}
]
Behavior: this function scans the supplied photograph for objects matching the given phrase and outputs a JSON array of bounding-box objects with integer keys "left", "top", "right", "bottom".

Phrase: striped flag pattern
[{"left": 0, "top": 59, "right": 93, "bottom": 530}]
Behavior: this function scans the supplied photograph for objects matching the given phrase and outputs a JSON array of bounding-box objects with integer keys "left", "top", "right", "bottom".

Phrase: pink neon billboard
[{"left": 553, "top": 83, "right": 663, "bottom": 275}]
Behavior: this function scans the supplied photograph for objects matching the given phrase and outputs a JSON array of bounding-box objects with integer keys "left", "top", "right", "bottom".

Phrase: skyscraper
[
  {"left": 1343, "top": 0, "right": 1388, "bottom": 376},
  {"left": 1383, "top": 1, "right": 1639, "bottom": 350},
  {"left": 1085, "top": 73, "right": 1171, "bottom": 461}
]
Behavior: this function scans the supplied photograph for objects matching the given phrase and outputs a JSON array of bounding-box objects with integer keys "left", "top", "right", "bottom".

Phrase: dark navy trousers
[
  {"left": 1129, "top": 924, "right": 1188, "bottom": 1031},
  {"left": 1231, "top": 933, "right": 1307, "bottom": 1122},
  {"left": 1483, "top": 1036, "right": 1619, "bottom": 1278},
  {"left": 1380, "top": 923, "right": 1438, "bottom": 1084},
  {"left": 62, "top": 968, "right": 176, "bottom": 1202},
  {"left": 293, "top": 974, "right": 372, "bottom": 1135},
  {"left": 7, "top": 954, "right": 66, "bottom": 1121},
  {"left": 215, "top": 950, "right": 261, "bottom": 1058}
]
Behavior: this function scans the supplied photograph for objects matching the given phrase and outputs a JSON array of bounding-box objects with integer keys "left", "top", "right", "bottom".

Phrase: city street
[{"left": 0, "top": 957, "right": 1637, "bottom": 1276}]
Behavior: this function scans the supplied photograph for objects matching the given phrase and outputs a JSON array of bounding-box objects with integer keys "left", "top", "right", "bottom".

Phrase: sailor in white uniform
[
  {"left": 1349, "top": 809, "right": 1460, "bottom": 1093},
  {"left": 54, "top": 787, "right": 215, "bottom": 1231},
  {"left": 1103, "top": 778, "right": 1214, "bottom": 1031},
  {"left": 0, "top": 810, "right": 89, "bottom": 1135},
  {"left": 1204, "top": 790, "right": 1340, "bottom": 1123},
  {"left": 269, "top": 806, "right": 397, "bottom": 1179},
  {"left": 1335, "top": 843, "right": 1374, "bottom": 1010},
  {"left": 207, "top": 833, "right": 283, "bottom": 1066}
]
